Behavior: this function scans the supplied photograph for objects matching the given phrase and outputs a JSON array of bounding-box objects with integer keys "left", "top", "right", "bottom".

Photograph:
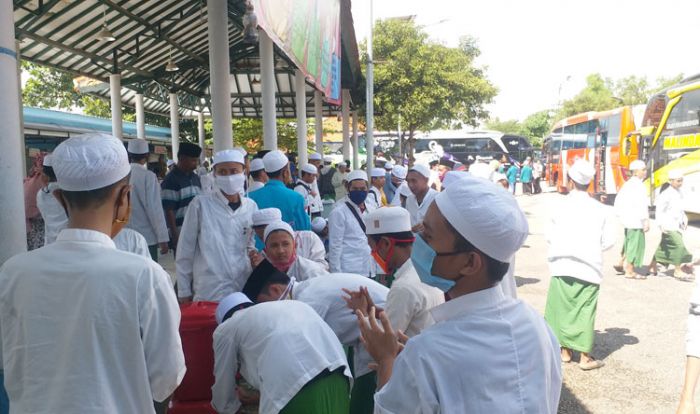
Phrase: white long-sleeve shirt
[
  {"left": 385, "top": 260, "right": 444, "bottom": 337},
  {"left": 406, "top": 189, "right": 438, "bottom": 227},
  {"left": 292, "top": 273, "right": 389, "bottom": 377},
  {"left": 328, "top": 198, "right": 375, "bottom": 275},
  {"left": 36, "top": 182, "right": 68, "bottom": 245},
  {"left": 547, "top": 190, "right": 617, "bottom": 284},
  {"left": 113, "top": 227, "right": 152, "bottom": 259},
  {"left": 0, "top": 229, "right": 185, "bottom": 413},
  {"left": 295, "top": 230, "right": 329, "bottom": 270},
  {"left": 211, "top": 301, "right": 351, "bottom": 414},
  {"left": 614, "top": 176, "right": 649, "bottom": 229},
  {"left": 655, "top": 186, "right": 687, "bottom": 232},
  {"left": 176, "top": 191, "right": 257, "bottom": 301},
  {"left": 286, "top": 255, "right": 328, "bottom": 282},
  {"left": 127, "top": 163, "right": 170, "bottom": 245},
  {"left": 294, "top": 179, "right": 323, "bottom": 214},
  {"left": 374, "top": 286, "right": 562, "bottom": 414}
]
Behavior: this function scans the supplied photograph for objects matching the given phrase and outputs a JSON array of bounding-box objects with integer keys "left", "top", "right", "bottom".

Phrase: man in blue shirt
[
  {"left": 506, "top": 163, "right": 519, "bottom": 195},
  {"left": 520, "top": 158, "right": 533, "bottom": 196},
  {"left": 248, "top": 150, "right": 311, "bottom": 231}
]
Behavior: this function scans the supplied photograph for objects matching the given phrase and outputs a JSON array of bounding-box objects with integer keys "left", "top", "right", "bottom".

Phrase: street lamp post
[{"left": 365, "top": 0, "right": 375, "bottom": 175}]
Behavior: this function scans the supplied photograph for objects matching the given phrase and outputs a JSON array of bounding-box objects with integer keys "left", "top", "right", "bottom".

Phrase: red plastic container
[
  {"left": 174, "top": 301, "right": 218, "bottom": 403},
  {"left": 168, "top": 400, "right": 217, "bottom": 414}
]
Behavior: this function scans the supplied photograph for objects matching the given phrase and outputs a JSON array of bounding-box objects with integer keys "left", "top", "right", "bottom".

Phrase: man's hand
[
  {"left": 643, "top": 220, "right": 650, "bottom": 233},
  {"left": 159, "top": 242, "right": 169, "bottom": 255},
  {"left": 249, "top": 250, "right": 264, "bottom": 268},
  {"left": 411, "top": 223, "right": 425, "bottom": 233},
  {"left": 236, "top": 386, "right": 260, "bottom": 405},
  {"left": 343, "top": 288, "right": 370, "bottom": 314},
  {"left": 357, "top": 307, "right": 400, "bottom": 365},
  {"left": 178, "top": 296, "right": 193, "bottom": 304}
]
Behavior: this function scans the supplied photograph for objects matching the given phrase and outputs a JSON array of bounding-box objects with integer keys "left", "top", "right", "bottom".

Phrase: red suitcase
[{"left": 174, "top": 301, "right": 218, "bottom": 403}]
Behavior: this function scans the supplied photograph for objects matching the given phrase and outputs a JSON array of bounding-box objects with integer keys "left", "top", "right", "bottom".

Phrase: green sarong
[
  {"left": 654, "top": 231, "right": 692, "bottom": 265},
  {"left": 346, "top": 346, "right": 377, "bottom": 414},
  {"left": 544, "top": 276, "right": 599, "bottom": 353},
  {"left": 280, "top": 370, "right": 350, "bottom": 414},
  {"left": 623, "top": 228, "right": 645, "bottom": 267}
]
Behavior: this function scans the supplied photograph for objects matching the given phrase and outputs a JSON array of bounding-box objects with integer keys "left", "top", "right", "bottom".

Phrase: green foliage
[
  {"left": 81, "top": 95, "right": 111, "bottom": 118},
  {"left": 485, "top": 118, "right": 522, "bottom": 135},
  {"left": 204, "top": 118, "right": 313, "bottom": 154},
  {"left": 486, "top": 111, "right": 553, "bottom": 148},
  {"left": 611, "top": 75, "right": 649, "bottom": 105},
  {"left": 364, "top": 19, "right": 497, "bottom": 160},
  {"left": 22, "top": 62, "right": 82, "bottom": 110},
  {"left": 651, "top": 74, "right": 685, "bottom": 94}
]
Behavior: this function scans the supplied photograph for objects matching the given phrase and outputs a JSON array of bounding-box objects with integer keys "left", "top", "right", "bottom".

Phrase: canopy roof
[{"left": 13, "top": 0, "right": 363, "bottom": 118}]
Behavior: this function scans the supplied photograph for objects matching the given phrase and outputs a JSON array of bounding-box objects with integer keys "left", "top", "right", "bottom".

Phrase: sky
[{"left": 351, "top": 0, "right": 700, "bottom": 122}]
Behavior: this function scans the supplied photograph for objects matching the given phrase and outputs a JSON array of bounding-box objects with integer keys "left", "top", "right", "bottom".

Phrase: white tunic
[
  {"left": 36, "top": 182, "right": 68, "bottom": 245},
  {"left": 295, "top": 230, "right": 329, "bottom": 269},
  {"left": 374, "top": 286, "right": 562, "bottom": 414},
  {"left": 176, "top": 191, "right": 258, "bottom": 301},
  {"left": 547, "top": 191, "right": 617, "bottom": 285},
  {"left": 249, "top": 180, "right": 265, "bottom": 193},
  {"left": 293, "top": 179, "right": 322, "bottom": 214},
  {"left": 286, "top": 255, "right": 328, "bottom": 282},
  {"left": 655, "top": 186, "right": 688, "bottom": 232},
  {"left": 126, "top": 163, "right": 170, "bottom": 245},
  {"left": 613, "top": 176, "right": 649, "bottom": 229},
  {"left": 406, "top": 189, "right": 438, "bottom": 226},
  {"left": 385, "top": 260, "right": 444, "bottom": 337},
  {"left": 292, "top": 274, "right": 389, "bottom": 377},
  {"left": 0, "top": 229, "right": 185, "bottom": 413},
  {"left": 328, "top": 198, "right": 375, "bottom": 275},
  {"left": 211, "top": 301, "right": 351, "bottom": 414},
  {"left": 113, "top": 227, "right": 152, "bottom": 259}
]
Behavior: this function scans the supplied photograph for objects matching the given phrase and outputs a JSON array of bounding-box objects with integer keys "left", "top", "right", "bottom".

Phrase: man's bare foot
[{"left": 561, "top": 348, "right": 572, "bottom": 363}]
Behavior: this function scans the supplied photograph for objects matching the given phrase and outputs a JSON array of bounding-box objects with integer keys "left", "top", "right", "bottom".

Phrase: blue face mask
[
  {"left": 411, "top": 234, "right": 456, "bottom": 292},
  {"left": 348, "top": 190, "right": 368, "bottom": 204}
]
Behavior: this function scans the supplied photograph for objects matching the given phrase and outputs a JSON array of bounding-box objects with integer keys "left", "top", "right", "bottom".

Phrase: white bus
[{"left": 413, "top": 130, "right": 533, "bottom": 165}]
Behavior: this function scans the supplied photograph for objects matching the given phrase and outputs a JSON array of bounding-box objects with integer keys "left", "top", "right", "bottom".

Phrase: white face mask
[{"left": 215, "top": 173, "right": 245, "bottom": 195}]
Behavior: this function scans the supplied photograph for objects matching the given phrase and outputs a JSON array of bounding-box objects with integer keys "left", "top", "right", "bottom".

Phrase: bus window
[
  {"left": 643, "top": 95, "right": 667, "bottom": 128},
  {"left": 655, "top": 89, "right": 700, "bottom": 172},
  {"left": 665, "top": 89, "right": 700, "bottom": 132},
  {"left": 606, "top": 114, "right": 621, "bottom": 145}
]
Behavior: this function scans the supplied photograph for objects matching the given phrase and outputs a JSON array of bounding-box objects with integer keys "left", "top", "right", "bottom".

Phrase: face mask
[
  {"left": 216, "top": 173, "right": 245, "bottom": 195},
  {"left": 372, "top": 249, "right": 391, "bottom": 275},
  {"left": 266, "top": 248, "right": 297, "bottom": 273},
  {"left": 348, "top": 190, "right": 368, "bottom": 204},
  {"left": 111, "top": 204, "right": 131, "bottom": 238},
  {"left": 410, "top": 234, "right": 455, "bottom": 292}
]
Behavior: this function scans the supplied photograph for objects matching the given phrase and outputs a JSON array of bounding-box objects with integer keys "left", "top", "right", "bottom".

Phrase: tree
[
  {"left": 365, "top": 19, "right": 497, "bottom": 163},
  {"left": 520, "top": 110, "right": 553, "bottom": 148},
  {"left": 22, "top": 62, "right": 82, "bottom": 110},
  {"left": 652, "top": 74, "right": 684, "bottom": 94},
  {"left": 204, "top": 118, "right": 313, "bottom": 155},
  {"left": 559, "top": 74, "right": 617, "bottom": 118},
  {"left": 485, "top": 118, "right": 522, "bottom": 135},
  {"left": 612, "top": 75, "right": 649, "bottom": 105}
]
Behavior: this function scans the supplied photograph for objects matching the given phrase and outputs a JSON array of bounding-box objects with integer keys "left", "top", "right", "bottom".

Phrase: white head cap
[
  {"left": 469, "top": 162, "right": 493, "bottom": 180},
  {"left": 347, "top": 169, "right": 368, "bottom": 183},
  {"left": 264, "top": 220, "right": 295, "bottom": 243},
  {"left": 233, "top": 147, "right": 248, "bottom": 157},
  {"left": 365, "top": 207, "right": 412, "bottom": 235},
  {"left": 668, "top": 169, "right": 684, "bottom": 180},
  {"left": 213, "top": 149, "right": 245, "bottom": 166},
  {"left": 216, "top": 292, "right": 253, "bottom": 325},
  {"left": 384, "top": 162, "right": 394, "bottom": 170},
  {"left": 263, "top": 150, "right": 289, "bottom": 173},
  {"left": 442, "top": 171, "right": 470, "bottom": 190},
  {"left": 42, "top": 154, "right": 53, "bottom": 167},
  {"left": 52, "top": 133, "right": 130, "bottom": 191},
  {"left": 311, "top": 217, "right": 327, "bottom": 233},
  {"left": 250, "top": 158, "right": 265, "bottom": 172},
  {"left": 392, "top": 165, "right": 408, "bottom": 180},
  {"left": 301, "top": 164, "right": 318, "bottom": 175},
  {"left": 371, "top": 168, "right": 385, "bottom": 178},
  {"left": 309, "top": 152, "right": 323, "bottom": 161},
  {"left": 127, "top": 139, "right": 149, "bottom": 155},
  {"left": 252, "top": 208, "right": 282, "bottom": 226},
  {"left": 629, "top": 160, "right": 646, "bottom": 171},
  {"left": 323, "top": 156, "right": 334, "bottom": 163},
  {"left": 434, "top": 174, "right": 528, "bottom": 262},
  {"left": 568, "top": 159, "right": 595, "bottom": 185},
  {"left": 409, "top": 164, "right": 431, "bottom": 179}
]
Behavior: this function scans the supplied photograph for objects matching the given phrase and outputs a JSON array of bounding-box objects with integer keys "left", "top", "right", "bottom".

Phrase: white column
[
  {"left": 135, "top": 93, "right": 146, "bottom": 139},
  {"left": 109, "top": 73, "right": 122, "bottom": 138},
  {"left": 295, "top": 70, "right": 308, "bottom": 165},
  {"left": 314, "top": 90, "right": 323, "bottom": 153},
  {"left": 365, "top": 0, "right": 375, "bottom": 172},
  {"left": 198, "top": 112, "right": 206, "bottom": 163},
  {"left": 16, "top": 40, "right": 26, "bottom": 176},
  {"left": 341, "top": 89, "right": 350, "bottom": 162},
  {"left": 207, "top": 0, "right": 233, "bottom": 152},
  {"left": 169, "top": 92, "right": 180, "bottom": 161},
  {"left": 352, "top": 110, "right": 359, "bottom": 169},
  {"left": 260, "top": 30, "right": 277, "bottom": 150},
  {"left": 0, "top": 1, "right": 27, "bottom": 263}
]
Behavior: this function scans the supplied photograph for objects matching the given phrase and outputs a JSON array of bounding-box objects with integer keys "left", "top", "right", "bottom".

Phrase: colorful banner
[{"left": 252, "top": 0, "right": 342, "bottom": 105}]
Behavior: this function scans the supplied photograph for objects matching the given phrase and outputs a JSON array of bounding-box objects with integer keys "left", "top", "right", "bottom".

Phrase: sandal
[
  {"left": 579, "top": 359, "right": 605, "bottom": 371},
  {"left": 674, "top": 272, "right": 695, "bottom": 282},
  {"left": 625, "top": 273, "right": 647, "bottom": 280},
  {"left": 613, "top": 265, "right": 624, "bottom": 275}
]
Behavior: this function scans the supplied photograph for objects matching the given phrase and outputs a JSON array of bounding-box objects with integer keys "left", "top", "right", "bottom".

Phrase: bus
[
  {"left": 413, "top": 130, "right": 533, "bottom": 165},
  {"left": 629, "top": 74, "right": 700, "bottom": 214},
  {"left": 544, "top": 106, "right": 642, "bottom": 199}
]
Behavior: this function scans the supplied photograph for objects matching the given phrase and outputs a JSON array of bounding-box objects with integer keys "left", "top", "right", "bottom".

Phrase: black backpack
[{"left": 319, "top": 167, "right": 336, "bottom": 199}]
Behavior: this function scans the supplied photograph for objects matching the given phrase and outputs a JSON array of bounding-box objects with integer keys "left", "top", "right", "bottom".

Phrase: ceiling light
[
  {"left": 165, "top": 48, "right": 179, "bottom": 72},
  {"left": 97, "top": 8, "right": 115, "bottom": 42}
]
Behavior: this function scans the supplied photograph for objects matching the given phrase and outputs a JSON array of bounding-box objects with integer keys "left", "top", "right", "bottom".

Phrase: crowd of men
[{"left": 1, "top": 132, "right": 698, "bottom": 413}]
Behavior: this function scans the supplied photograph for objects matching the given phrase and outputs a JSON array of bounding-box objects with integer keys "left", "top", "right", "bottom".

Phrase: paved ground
[
  {"left": 515, "top": 190, "right": 700, "bottom": 414},
  {"left": 160, "top": 186, "right": 700, "bottom": 413}
]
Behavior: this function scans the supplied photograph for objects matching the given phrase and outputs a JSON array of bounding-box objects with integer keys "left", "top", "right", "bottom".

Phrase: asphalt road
[{"left": 515, "top": 190, "right": 700, "bottom": 414}]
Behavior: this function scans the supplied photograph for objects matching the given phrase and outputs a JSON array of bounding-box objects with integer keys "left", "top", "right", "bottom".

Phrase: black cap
[
  {"left": 242, "top": 259, "right": 290, "bottom": 301},
  {"left": 178, "top": 142, "right": 202, "bottom": 158},
  {"left": 439, "top": 157, "right": 455, "bottom": 169}
]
